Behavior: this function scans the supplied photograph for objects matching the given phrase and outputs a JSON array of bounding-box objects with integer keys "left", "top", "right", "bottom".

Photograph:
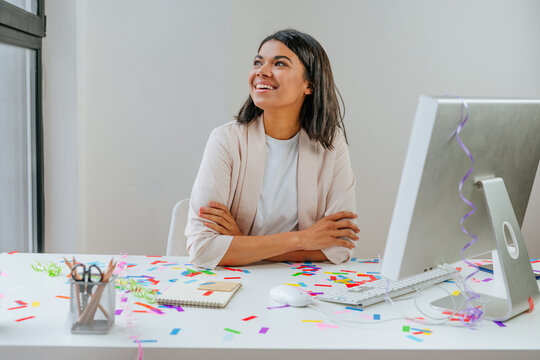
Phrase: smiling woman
[{"left": 184, "top": 29, "right": 359, "bottom": 269}]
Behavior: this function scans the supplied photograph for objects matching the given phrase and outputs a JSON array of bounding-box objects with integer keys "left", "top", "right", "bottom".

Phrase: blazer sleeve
[
  {"left": 185, "top": 127, "right": 234, "bottom": 269},
  {"left": 321, "top": 133, "right": 357, "bottom": 264}
]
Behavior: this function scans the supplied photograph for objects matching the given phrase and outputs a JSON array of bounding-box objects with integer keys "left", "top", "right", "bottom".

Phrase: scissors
[{"left": 71, "top": 263, "right": 104, "bottom": 310}]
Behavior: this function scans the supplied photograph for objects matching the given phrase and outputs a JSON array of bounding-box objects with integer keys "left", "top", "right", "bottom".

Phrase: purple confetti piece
[
  {"left": 482, "top": 278, "right": 493, "bottom": 282},
  {"left": 267, "top": 304, "right": 290, "bottom": 309},
  {"left": 494, "top": 321, "right": 506, "bottom": 327},
  {"left": 259, "top": 327, "right": 269, "bottom": 334},
  {"left": 115, "top": 309, "right": 123, "bottom": 315}
]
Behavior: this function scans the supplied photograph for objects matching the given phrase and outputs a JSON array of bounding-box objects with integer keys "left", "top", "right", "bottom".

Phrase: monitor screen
[{"left": 381, "top": 96, "right": 540, "bottom": 281}]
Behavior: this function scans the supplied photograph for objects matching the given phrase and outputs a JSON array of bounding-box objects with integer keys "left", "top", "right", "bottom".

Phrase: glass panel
[
  {"left": 0, "top": 42, "right": 36, "bottom": 252},
  {"left": 3, "top": 0, "right": 38, "bottom": 14}
]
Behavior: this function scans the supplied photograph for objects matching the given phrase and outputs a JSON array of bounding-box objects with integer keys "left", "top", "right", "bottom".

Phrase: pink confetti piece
[
  {"left": 333, "top": 310, "right": 352, "bottom": 314},
  {"left": 316, "top": 323, "right": 339, "bottom": 330}
]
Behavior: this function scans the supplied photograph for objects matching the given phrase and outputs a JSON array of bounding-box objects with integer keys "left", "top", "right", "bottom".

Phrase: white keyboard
[{"left": 318, "top": 265, "right": 457, "bottom": 307}]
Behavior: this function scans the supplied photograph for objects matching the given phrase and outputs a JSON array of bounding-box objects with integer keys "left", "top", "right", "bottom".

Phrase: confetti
[
  {"left": 224, "top": 328, "right": 241, "bottom": 334},
  {"left": 493, "top": 321, "right": 506, "bottom": 327},
  {"left": 267, "top": 305, "right": 290, "bottom": 309},
  {"left": 316, "top": 323, "right": 338, "bottom": 330},
  {"left": 242, "top": 316, "right": 257, "bottom": 321},
  {"left": 56, "top": 295, "right": 70, "bottom": 299},
  {"left": 170, "top": 328, "right": 181, "bottom": 335},
  {"left": 406, "top": 335, "right": 423, "bottom": 342},
  {"left": 259, "top": 327, "right": 269, "bottom": 334},
  {"left": 301, "top": 320, "right": 322, "bottom": 323},
  {"left": 15, "top": 316, "right": 35, "bottom": 322}
]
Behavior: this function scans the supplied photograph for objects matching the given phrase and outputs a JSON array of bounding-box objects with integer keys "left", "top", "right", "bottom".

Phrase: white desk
[{"left": 1, "top": 253, "right": 539, "bottom": 360}]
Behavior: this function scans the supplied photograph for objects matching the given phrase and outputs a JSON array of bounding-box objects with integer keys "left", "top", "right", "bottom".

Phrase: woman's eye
[
  {"left": 253, "top": 60, "right": 262, "bottom": 66},
  {"left": 275, "top": 61, "right": 287, "bottom": 67}
]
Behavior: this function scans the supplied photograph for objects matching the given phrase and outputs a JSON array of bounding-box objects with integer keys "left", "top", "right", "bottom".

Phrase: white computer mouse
[{"left": 269, "top": 285, "right": 312, "bottom": 307}]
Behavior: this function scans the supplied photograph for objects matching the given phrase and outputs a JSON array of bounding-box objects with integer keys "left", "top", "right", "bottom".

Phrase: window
[{"left": 0, "top": 0, "right": 45, "bottom": 252}]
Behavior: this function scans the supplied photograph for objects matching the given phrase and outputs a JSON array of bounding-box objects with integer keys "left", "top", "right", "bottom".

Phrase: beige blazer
[{"left": 185, "top": 116, "right": 357, "bottom": 269}]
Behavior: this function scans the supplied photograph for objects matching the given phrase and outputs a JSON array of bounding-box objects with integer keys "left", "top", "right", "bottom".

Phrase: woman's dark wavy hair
[{"left": 235, "top": 29, "right": 346, "bottom": 150}]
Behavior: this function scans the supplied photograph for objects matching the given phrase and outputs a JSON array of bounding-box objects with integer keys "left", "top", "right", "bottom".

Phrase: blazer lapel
[
  {"left": 237, "top": 116, "right": 266, "bottom": 235},
  {"left": 297, "top": 129, "right": 318, "bottom": 230}
]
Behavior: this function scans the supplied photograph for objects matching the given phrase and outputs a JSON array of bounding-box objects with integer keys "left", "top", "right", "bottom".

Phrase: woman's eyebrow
[{"left": 254, "top": 54, "right": 293, "bottom": 63}]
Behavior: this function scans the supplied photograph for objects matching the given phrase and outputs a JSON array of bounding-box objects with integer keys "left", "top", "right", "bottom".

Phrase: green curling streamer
[
  {"left": 116, "top": 277, "right": 157, "bottom": 304},
  {"left": 31, "top": 261, "right": 62, "bottom": 277}
]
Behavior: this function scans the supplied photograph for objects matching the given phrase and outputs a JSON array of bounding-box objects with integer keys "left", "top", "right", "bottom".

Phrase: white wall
[{"left": 43, "top": 0, "right": 540, "bottom": 258}]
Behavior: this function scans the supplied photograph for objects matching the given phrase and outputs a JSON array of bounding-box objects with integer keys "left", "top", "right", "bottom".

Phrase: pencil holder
[{"left": 70, "top": 276, "right": 116, "bottom": 334}]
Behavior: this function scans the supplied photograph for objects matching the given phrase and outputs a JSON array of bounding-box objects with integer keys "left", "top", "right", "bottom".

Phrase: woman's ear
[{"left": 305, "top": 82, "right": 313, "bottom": 95}]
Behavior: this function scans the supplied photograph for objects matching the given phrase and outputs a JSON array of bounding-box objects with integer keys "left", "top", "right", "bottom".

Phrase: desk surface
[{"left": 1, "top": 252, "right": 539, "bottom": 360}]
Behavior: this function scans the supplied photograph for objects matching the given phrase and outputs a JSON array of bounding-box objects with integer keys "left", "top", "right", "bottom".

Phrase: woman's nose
[{"left": 257, "top": 64, "right": 271, "bottom": 77}]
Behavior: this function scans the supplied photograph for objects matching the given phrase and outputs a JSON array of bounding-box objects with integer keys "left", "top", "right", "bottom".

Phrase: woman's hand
[
  {"left": 298, "top": 211, "right": 359, "bottom": 250},
  {"left": 200, "top": 201, "right": 243, "bottom": 236}
]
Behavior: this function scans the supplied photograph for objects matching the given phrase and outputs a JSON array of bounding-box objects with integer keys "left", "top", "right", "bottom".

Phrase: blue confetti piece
[
  {"left": 406, "top": 335, "right": 423, "bottom": 342},
  {"left": 184, "top": 279, "right": 197, "bottom": 284},
  {"left": 223, "top": 333, "right": 234, "bottom": 341},
  {"left": 242, "top": 269, "right": 250, "bottom": 274},
  {"left": 147, "top": 267, "right": 158, "bottom": 271},
  {"left": 200, "top": 282, "right": 216, "bottom": 285},
  {"left": 345, "top": 307, "right": 363, "bottom": 312},
  {"left": 135, "top": 340, "right": 158, "bottom": 343},
  {"left": 366, "top": 271, "right": 380, "bottom": 274},
  {"left": 298, "top": 282, "right": 307, "bottom": 287},
  {"left": 170, "top": 328, "right": 180, "bottom": 335},
  {"left": 169, "top": 279, "right": 178, "bottom": 282},
  {"left": 373, "top": 314, "right": 380, "bottom": 320},
  {"left": 351, "top": 258, "right": 357, "bottom": 262}
]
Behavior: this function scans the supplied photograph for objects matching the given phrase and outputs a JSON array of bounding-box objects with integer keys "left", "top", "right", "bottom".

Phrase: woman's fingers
[
  {"left": 204, "top": 221, "right": 229, "bottom": 235},
  {"left": 208, "top": 201, "right": 229, "bottom": 212},
  {"left": 326, "top": 211, "right": 357, "bottom": 221},
  {"left": 336, "top": 229, "right": 359, "bottom": 240},
  {"left": 200, "top": 213, "right": 228, "bottom": 227},
  {"left": 335, "top": 220, "right": 360, "bottom": 233}
]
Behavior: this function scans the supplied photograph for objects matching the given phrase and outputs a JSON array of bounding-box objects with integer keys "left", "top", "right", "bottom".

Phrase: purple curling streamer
[{"left": 455, "top": 98, "right": 483, "bottom": 327}]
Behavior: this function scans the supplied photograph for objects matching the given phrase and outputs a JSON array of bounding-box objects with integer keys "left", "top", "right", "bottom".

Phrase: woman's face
[{"left": 249, "top": 40, "right": 312, "bottom": 114}]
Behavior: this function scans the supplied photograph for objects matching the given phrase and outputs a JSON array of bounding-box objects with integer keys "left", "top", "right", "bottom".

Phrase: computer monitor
[{"left": 381, "top": 96, "right": 540, "bottom": 321}]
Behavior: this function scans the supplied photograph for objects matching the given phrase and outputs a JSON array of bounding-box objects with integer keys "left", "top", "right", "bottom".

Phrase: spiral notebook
[{"left": 157, "top": 281, "right": 241, "bottom": 308}]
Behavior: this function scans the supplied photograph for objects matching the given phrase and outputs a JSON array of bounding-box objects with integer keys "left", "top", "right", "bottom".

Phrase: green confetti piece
[
  {"left": 402, "top": 326, "right": 410, "bottom": 332},
  {"left": 224, "top": 328, "right": 241, "bottom": 334}
]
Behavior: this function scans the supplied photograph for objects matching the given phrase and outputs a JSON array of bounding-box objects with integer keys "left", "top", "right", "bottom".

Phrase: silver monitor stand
[{"left": 431, "top": 177, "right": 540, "bottom": 321}]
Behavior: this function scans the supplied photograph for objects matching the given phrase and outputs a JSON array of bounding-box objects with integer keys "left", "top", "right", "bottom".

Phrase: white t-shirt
[{"left": 250, "top": 132, "right": 299, "bottom": 235}]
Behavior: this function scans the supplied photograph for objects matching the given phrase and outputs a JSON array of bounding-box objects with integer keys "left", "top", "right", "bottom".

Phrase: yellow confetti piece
[
  {"left": 32, "top": 302, "right": 40, "bottom": 307},
  {"left": 284, "top": 283, "right": 300, "bottom": 287},
  {"left": 451, "top": 290, "right": 461, "bottom": 296},
  {"left": 301, "top": 320, "right": 323, "bottom": 323}
]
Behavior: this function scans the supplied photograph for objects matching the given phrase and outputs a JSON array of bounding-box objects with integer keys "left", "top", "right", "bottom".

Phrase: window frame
[{"left": 0, "top": 0, "right": 45, "bottom": 252}]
